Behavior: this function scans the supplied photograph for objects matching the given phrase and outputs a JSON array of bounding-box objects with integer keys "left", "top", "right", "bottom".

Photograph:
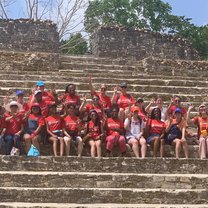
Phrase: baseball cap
[
  {"left": 34, "top": 90, "right": 42, "bottom": 95},
  {"left": 175, "top": 108, "right": 182, "bottom": 113},
  {"left": 16, "top": 90, "right": 24, "bottom": 96},
  {"left": 36, "top": 80, "right": 45, "bottom": 87},
  {"left": 199, "top": 104, "right": 206, "bottom": 109}
]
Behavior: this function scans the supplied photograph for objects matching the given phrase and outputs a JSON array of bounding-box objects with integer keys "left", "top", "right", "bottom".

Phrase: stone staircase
[
  {"left": 0, "top": 156, "right": 208, "bottom": 207},
  {"left": 1, "top": 54, "right": 208, "bottom": 207}
]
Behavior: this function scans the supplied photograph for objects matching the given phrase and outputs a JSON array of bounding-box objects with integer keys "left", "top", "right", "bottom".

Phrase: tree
[
  {"left": 84, "top": 0, "right": 188, "bottom": 33},
  {"left": 0, "top": 0, "right": 15, "bottom": 19},
  {"left": 60, "top": 33, "right": 88, "bottom": 55},
  {"left": 84, "top": 0, "right": 208, "bottom": 59}
]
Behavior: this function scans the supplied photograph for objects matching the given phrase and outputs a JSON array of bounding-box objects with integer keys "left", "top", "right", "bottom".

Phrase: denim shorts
[{"left": 146, "top": 133, "right": 161, "bottom": 143}]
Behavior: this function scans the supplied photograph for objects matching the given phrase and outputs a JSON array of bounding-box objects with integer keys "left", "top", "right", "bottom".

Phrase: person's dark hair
[
  {"left": 87, "top": 110, "right": 101, "bottom": 134},
  {"left": 110, "top": 104, "right": 119, "bottom": 113},
  {"left": 31, "top": 106, "right": 42, "bottom": 116},
  {"left": 67, "top": 103, "right": 76, "bottom": 109},
  {"left": 150, "top": 107, "right": 161, "bottom": 120},
  {"left": 65, "top": 84, "right": 75, "bottom": 93},
  {"left": 174, "top": 95, "right": 181, "bottom": 100}
]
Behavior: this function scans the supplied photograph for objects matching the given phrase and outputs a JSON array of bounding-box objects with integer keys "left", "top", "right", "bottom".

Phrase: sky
[
  {"left": 163, "top": 0, "right": 208, "bottom": 26},
  {"left": 7, "top": 0, "right": 208, "bottom": 26}
]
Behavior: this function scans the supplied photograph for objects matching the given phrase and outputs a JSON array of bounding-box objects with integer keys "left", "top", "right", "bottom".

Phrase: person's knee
[{"left": 64, "top": 136, "right": 71, "bottom": 143}]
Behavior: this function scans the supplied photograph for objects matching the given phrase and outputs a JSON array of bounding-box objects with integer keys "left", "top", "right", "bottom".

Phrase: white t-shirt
[{"left": 124, "top": 117, "right": 145, "bottom": 138}]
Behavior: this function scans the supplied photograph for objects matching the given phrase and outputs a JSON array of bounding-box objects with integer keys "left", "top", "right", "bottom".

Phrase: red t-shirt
[
  {"left": 29, "top": 91, "right": 55, "bottom": 103},
  {"left": 92, "top": 92, "right": 112, "bottom": 109},
  {"left": 107, "top": 117, "right": 124, "bottom": 136},
  {"left": 19, "top": 102, "right": 30, "bottom": 115},
  {"left": 4, "top": 113, "right": 23, "bottom": 135},
  {"left": 0, "top": 117, "right": 6, "bottom": 133},
  {"left": 115, "top": 93, "right": 135, "bottom": 110},
  {"left": 169, "top": 106, "right": 187, "bottom": 116},
  {"left": 194, "top": 116, "right": 208, "bottom": 134},
  {"left": 148, "top": 119, "right": 166, "bottom": 135},
  {"left": 59, "top": 94, "right": 80, "bottom": 106},
  {"left": 63, "top": 115, "right": 80, "bottom": 132},
  {"left": 45, "top": 115, "right": 63, "bottom": 132},
  {"left": 131, "top": 106, "right": 146, "bottom": 121},
  {"left": 88, "top": 120, "right": 101, "bottom": 139},
  {"left": 85, "top": 104, "right": 103, "bottom": 119},
  {"left": 27, "top": 114, "right": 45, "bottom": 126}
]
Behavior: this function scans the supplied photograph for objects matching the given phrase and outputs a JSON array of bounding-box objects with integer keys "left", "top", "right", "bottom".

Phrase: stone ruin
[{"left": 91, "top": 26, "right": 199, "bottom": 61}]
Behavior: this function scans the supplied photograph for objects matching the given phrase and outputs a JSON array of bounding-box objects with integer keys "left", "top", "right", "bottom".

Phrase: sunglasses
[
  {"left": 10, "top": 105, "right": 18, "bottom": 108},
  {"left": 121, "top": 86, "right": 127, "bottom": 89},
  {"left": 175, "top": 100, "right": 181, "bottom": 103}
]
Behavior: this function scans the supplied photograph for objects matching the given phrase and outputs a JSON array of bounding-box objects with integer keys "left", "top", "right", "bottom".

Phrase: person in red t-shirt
[
  {"left": 167, "top": 95, "right": 187, "bottom": 118},
  {"left": 83, "top": 110, "right": 103, "bottom": 158},
  {"left": 104, "top": 105, "right": 126, "bottom": 157},
  {"left": 187, "top": 104, "right": 207, "bottom": 159},
  {"left": 59, "top": 84, "right": 81, "bottom": 114},
  {"left": 80, "top": 94, "right": 103, "bottom": 120},
  {"left": 45, "top": 104, "right": 64, "bottom": 156},
  {"left": 30, "top": 90, "right": 53, "bottom": 117},
  {"left": 88, "top": 76, "right": 112, "bottom": 114},
  {"left": 112, "top": 82, "right": 135, "bottom": 121},
  {"left": 63, "top": 103, "right": 83, "bottom": 157},
  {"left": 146, "top": 107, "right": 165, "bottom": 157},
  {"left": 0, "top": 105, "right": 6, "bottom": 148},
  {"left": 30, "top": 80, "right": 57, "bottom": 104},
  {"left": 131, "top": 97, "right": 147, "bottom": 122},
  {"left": 15, "top": 90, "right": 30, "bottom": 116},
  {"left": 3, "top": 101, "right": 24, "bottom": 155},
  {"left": 24, "top": 103, "right": 45, "bottom": 154}
]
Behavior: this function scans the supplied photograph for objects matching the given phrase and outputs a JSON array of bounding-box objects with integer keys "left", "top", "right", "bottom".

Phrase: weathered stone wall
[
  {"left": 0, "top": 50, "right": 59, "bottom": 71},
  {"left": 92, "top": 26, "right": 198, "bottom": 60},
  {"left": 0, "top": 19, "right": 59, "bottom": 53}
]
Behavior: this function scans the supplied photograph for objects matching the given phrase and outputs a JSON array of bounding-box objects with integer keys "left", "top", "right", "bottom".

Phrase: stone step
[
  {"left": 0, "top": 187, "right": 207, "bottom": 204},
  {"left": 0, "top": 203, "right": 208, "bottom": 208},
  {"left": 60, "top": 62, "right": 137, "bottom": 71},
  {"left": 0, "top": 87, "right": 207, "bottom": 102},
  {"left": 0, "top": 156, "right": 207, "bottom": 174},
  {"left": 1, "top": 75, "right": 208, "bottom": 89},
  {"left": 60, "top": 55, "right": 134, "bottom": 65},
  {"left": 0, "top": 171, "right": 207, "bottom": 189},
  {"left": 1, "top": 80, "right": 208, "bottom": 95},
  {"left": 0, "top": 69, "right": 208, "bottom": 82}
]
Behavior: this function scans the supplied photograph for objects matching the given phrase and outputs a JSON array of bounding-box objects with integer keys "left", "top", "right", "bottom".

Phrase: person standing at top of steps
[
  {"left": 30, "top": 80, "right": 57, "bottom": 103},
  {"left": 112, "top": 82, "right": 135, "bottom": 121},
  {"left": 167, "top": 95, "right": 187, "bottom": 118},
  {"left": 145, "top": 97, "right": 168, "bottom": 122},
  {"left": 104, "top": 104, "right": 126, "bottom": 157},
  {"left": 59, "top": 84, "right": 81, "bottom": 114},
  {"left": 165, "top": 108, "right": 189, "bottom": 159},
  {"left": 88, "top": 76, "right": 112, "bottom": 115},
  {"left": 187, "top": 104, "right": 208, "bottom": 159}
]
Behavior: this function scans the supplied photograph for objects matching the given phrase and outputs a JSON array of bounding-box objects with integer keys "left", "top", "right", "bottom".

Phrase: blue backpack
[{"left": 27, "top": 144, "right": 40, "bottom": 157}]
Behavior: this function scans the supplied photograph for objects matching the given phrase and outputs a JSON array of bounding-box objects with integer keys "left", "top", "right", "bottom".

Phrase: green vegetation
[
  {"left": 60, "top": 33, "right": 88, "bottom": 55},
  {"left": 84, "top": 0, "right": 208, "bottom": 59}
]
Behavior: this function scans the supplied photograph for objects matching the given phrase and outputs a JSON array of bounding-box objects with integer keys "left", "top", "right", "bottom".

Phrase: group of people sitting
[{"left": 0, "top": 77, "right": 207, "bottom": 159}]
